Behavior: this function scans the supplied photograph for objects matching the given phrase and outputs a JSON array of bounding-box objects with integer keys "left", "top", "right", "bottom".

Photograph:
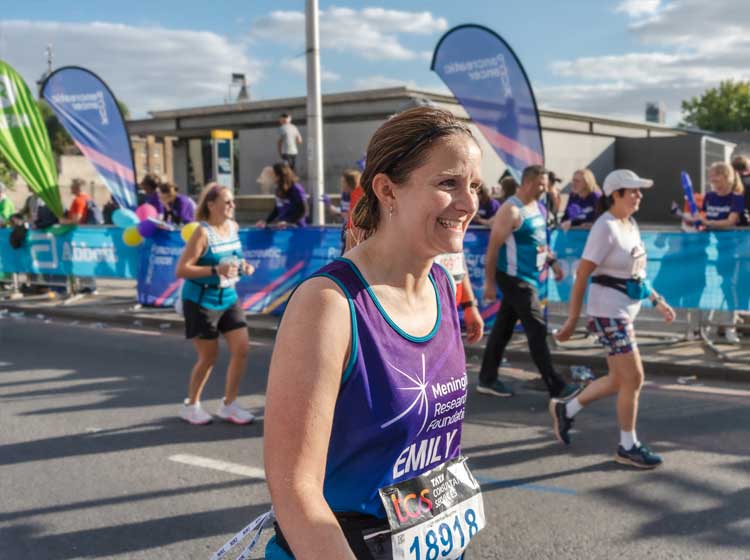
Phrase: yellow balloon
[
  {"left": 122, "top": 226, "right": 144, "bottom": 247},
  {"left": 181, "top": 222, "right": 200, "bottom": 243}
]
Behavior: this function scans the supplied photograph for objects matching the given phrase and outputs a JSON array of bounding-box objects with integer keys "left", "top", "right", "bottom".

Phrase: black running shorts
[{"left": 183, "top": 299, "right": 247, "bottom": 340}]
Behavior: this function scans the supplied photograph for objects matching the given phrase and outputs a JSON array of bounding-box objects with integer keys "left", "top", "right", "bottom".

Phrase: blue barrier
[{"left": 2, "top": 226, "right": 749, "bottom": 312}]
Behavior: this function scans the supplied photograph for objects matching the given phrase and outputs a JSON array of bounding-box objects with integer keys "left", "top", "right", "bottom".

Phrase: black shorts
[{"left": 183, "top": 299, "right": 247, "bottom": 340}]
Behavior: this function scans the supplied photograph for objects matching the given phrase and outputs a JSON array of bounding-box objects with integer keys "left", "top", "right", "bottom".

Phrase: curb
[{"left": 3, "top": 299, "right": 747, "bottom": 385}]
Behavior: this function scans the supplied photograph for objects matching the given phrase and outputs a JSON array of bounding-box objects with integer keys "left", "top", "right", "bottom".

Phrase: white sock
[
  {"left": 565, "top": 398, "right": 583, "bottom": 418},
  {"left": 620, "top": 430, "right": 639, "bottom": 450}
]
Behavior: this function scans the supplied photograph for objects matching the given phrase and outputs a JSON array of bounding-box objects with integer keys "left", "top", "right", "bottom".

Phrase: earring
[{"left": 388, "top": 206, "right": 393, "bottom": 221}]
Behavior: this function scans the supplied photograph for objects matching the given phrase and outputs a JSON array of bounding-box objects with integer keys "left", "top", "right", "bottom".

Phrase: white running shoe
[
  {"left": 725, "top": 328, "right": 741, "bottom": 344},
  {"left": 179, "top": 400, "right": 213, "bottom": 425},
  {"left": 217, "top": 400, "right": 255, "bottom": 425}
]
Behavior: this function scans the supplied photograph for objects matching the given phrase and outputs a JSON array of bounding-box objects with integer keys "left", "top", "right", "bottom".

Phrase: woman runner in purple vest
[{"left": 263, "top": 107, "right": 484, "bottom": 559}]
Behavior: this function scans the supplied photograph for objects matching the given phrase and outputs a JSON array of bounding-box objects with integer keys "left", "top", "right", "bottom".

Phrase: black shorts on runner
[{"left": 183, "top": 299, "right": 247, "bottom": 340}]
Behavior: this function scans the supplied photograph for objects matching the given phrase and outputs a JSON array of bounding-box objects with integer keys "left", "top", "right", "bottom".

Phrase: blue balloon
[{"left": 113, "top": 208, "right": 139, "bottom": 228}]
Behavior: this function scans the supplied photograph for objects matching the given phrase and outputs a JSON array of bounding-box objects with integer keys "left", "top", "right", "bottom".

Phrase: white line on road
[
  {"left": 648, "top": 382, "right": 750, "bottom": 398},
  {"left": 169, "top": 453, "right": 266, "bottom": 480}
]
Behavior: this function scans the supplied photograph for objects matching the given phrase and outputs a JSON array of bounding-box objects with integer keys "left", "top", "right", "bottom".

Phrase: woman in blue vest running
[
  {"left": 175, "top": 183, "right": 256, "bottom": 425},
  {"left": 262, "top": 107, "right": 485, "bottom": 559}
]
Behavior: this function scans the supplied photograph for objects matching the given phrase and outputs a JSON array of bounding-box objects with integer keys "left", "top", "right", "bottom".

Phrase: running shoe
[
  {"left": 549, "top": 399, "right": 574, "bottom": 445},
  {"left": 476, "top": 380, "right": 514, "bottom": 397},
  {"left": 179, "top": 401, "right": 213, "bottom": 425},
  {"left": 557, "top": 383, "right": 583, "bottom": 400},
  {"left": 614, "top": 443, "right": 663, "bottom": 469},
  {"left": 724, "top": 328, "right": 741, "bottom": 344},
  {"left": 217, "top": 400, "right": 255, "bottom": 425}
]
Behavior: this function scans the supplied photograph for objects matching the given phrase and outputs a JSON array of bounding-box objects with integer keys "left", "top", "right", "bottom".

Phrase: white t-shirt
[
  {"left": 582, "top": 212, "right": 647, "bottom": 320},
  {"left": 278, "top": 123, "right": 300, "bottom": 155}
]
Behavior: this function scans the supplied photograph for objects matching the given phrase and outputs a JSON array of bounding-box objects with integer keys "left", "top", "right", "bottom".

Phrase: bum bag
[{"left": 591, "top": 274, "right": 653, "bottom": 300}]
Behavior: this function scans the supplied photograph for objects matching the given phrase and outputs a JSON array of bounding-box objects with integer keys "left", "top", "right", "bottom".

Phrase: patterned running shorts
[{"left": 587, "top": 317, "right": 637, "bottom": 356}]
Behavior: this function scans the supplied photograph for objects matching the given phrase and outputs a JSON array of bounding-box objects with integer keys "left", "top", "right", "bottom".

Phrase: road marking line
[{"left": 169, "top": 454, "right": 266, "bottom": 480}]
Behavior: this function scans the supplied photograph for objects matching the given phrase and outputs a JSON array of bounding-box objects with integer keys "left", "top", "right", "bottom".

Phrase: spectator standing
[
  {"left": 554, "top": 169, "right": 676, "bottom": 469},
  {"left": 0, "top": 182, "right": 15, "bottom": 226},
  {"left": 175, "top": 183, "right": 256, "bottom": 425},
  {"left": 498, "top": 175, "right": 518, "bottom": 205},
  {"left": 545, "top": 171, "right": 563, "bottom": 228},
  {"left": 472, "top": 184, "right": 500, "bottom": 226},
  {"left": 140, "top": 174, "right": 165, "bottom": 215},
  {"left": 59, "top": 178, "right": 90, "bottom": 225},
  {"left": 277, "top": 113, "right": 302, "bottom": 171},
  {"left": 324, "top": 169, "right": 361, "bottom": 253},
  {"left": 256, "top": 163, "right": 308, "bottom": 228},
  {"left": 158, "top": 182, "right": 196, "bottom": 225},
  {"left": 478, "top": 165, "right": 576, "bottom": 399},
  {"left": 694, "top": 162, "right": 744, "bottom": 343},
  {"left": 560, "top": 168, "right": 602, "bottom": 230}
]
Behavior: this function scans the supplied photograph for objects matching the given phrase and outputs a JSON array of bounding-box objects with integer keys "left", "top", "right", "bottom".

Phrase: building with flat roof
[{"left": 127, "top": 86, "right": 732, "bottom": 223}]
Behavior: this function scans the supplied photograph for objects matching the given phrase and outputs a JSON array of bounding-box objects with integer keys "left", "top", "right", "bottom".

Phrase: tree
[
  {"left": 681, "top": 80, "right": 750, "bottom": 132},
  {"left": 37, "top": 99, "right": 78, "bottom": 156}
]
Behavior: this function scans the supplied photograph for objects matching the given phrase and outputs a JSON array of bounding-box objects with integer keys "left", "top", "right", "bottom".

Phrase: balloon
[
  {"left": 137, "top": 219, "right": 158, "bottom": 238},
  {"left": 112, "top": 208, "right": 139, "bottom": 228},
  {"left": 122, "top": 226, "right": 144, "bottom": 247},
  {"left": 181, "top": 222, "right": 200, "bottom": 243},
  {"left": 135, "top": 203, "right": 158, "bottom": 221}
]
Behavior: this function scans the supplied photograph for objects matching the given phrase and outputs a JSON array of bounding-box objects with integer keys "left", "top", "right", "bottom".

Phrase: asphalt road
[{"left": 1, "top": 316, "right": 748, "bottom": 559}]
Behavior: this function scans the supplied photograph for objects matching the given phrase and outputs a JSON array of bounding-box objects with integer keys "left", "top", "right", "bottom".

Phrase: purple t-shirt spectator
[
  {"left": 702, "top": 191, "right": 744, "bottom": 220},
  {"left": 163, "top": 194, "right": 196, "bottom": 225},
  {"left": 473, "top": 197, "right": 500, "bottom": 223},
  {"left": 563, "top": 191, "right": 601, "bottom": 225},
  {"left": 266, "top": 182, "right": 308, "bottom": 226}
]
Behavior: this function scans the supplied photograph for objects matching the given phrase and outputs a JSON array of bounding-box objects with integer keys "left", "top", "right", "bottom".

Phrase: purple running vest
[{"left": 312, "top": 258, "right": 467, "bottom": 518}]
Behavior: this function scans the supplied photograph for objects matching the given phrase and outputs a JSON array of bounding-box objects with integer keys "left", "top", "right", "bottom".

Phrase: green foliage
[
  {"left": 681, "top": 80, "right": 750, "bottom": 132},
  {"left": 0, "top": 153, "right": 14, "bottom": 186},
  {"left": 37, "top": 99, "right": 77, "bottom": 156}
]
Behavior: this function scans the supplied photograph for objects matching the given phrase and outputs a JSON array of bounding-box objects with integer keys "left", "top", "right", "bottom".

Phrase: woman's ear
[{"left": 371, "top": 173, "right": 396, "bottom": 209}]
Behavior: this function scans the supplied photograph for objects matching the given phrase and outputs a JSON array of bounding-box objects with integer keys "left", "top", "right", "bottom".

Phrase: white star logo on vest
[{"left": 380, "top": 353, "right": 430, "bottom": 437}]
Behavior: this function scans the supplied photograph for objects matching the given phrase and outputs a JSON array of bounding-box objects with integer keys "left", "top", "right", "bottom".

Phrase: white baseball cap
[{"left": 602, "top": 169, "right": 653, "bottom": 196}]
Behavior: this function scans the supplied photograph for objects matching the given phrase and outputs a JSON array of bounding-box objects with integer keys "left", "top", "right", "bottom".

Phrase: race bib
[
  {"left": 379, "top": 457, "right": 485, "bottom": 560},
  {"left": 536, "top": 246, "right": 548, "bottom": 270}
]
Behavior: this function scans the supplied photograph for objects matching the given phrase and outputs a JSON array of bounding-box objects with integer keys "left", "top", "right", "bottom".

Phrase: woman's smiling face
[{"left": 390, "top": 134, "right": 482, "bottom": 257}]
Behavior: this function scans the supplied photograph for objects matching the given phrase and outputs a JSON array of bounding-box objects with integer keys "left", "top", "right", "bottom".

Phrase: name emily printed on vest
[{"left": 392, "top": 428, "right": 459, "bottom": 479}]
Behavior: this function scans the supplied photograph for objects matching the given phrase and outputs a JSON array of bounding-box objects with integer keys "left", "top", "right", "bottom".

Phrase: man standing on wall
[
  {"left": 277, "top": 113, "right": 302, "bottom": 171},
  {"left": 478, "top": 165, "right": 578, "bottom": 399}
]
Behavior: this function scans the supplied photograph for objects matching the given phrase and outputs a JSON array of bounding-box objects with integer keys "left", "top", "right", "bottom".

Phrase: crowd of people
[{"left": 3, "top": 105, "right": 750, "bottom": 558}]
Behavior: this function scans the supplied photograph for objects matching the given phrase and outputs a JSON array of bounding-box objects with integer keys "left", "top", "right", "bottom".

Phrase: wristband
[
  {"left": 651, "top": 296, "right": 664, "bottom": 307},
  {"left": 211, "top": 265, "right": 218, "bottom": 276},
  {"left": 459, "top": 299, "right": 477, "bottom": 310}
]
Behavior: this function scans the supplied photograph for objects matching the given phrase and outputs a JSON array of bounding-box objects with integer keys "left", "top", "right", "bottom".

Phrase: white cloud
[
  {"left": 280, "top": 57, "right": 340, "bottom": 81},
  {"left": 615, "top": 0, "right": 663, "bottom": 18},
  {"left": 544, "top": 0, "right": 750, "bottom": 124},
  {"left": 0, "top": 20, "right": 264, "bottom": 117},
  {"left": 249, "top": 7, "right": 447, "bottom": 61}
]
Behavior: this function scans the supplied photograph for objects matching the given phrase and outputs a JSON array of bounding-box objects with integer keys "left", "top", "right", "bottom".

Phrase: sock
[
  {"left": 565, "top": 398, "right": 583, "bottom": 418},
  {"left": 620, "top": 430, "right": 639, "bottom": 450}
]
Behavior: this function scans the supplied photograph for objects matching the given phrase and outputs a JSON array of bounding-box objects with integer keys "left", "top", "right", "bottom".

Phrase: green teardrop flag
[{"left": 0, "top": 60, "right": 63, "bottom": 217}]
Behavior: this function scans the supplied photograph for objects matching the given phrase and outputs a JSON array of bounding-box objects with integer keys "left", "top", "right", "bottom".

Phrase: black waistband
[
  {"left": 274, "top": 512, "right": 390, "bottom": 559},
  {"left": 591, "top": 274, "right": 630, "bottom": 296}
]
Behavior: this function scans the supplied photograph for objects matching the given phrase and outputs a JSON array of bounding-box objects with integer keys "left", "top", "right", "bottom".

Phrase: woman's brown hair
[
  {"left": 341, "top": 169, "right": 361, "bottom": 191},
  {"left": 157, "top": 182, "right": 178, "bottom": 196},
  {"left": 195, "top": 183, "right": 230, "bottom": 221},
  {"left": 352, "top": 106, "right": 477, "bottom": 235},
  {"left": 272, "top": 162, "right": 299, "bottom": 198}
]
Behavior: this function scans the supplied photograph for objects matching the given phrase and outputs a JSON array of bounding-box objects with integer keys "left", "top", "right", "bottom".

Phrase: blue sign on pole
[
  {"left": 41, "top": 66, "right": 138, "bottom": 209},
  {"left": 431, "top": 24, "right": 545, "bottom": 181}
]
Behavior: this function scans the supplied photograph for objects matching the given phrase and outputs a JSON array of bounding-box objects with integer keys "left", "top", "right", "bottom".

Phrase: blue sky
[{"left": 2, "top": 1, "right": 748, "bottom": 124}]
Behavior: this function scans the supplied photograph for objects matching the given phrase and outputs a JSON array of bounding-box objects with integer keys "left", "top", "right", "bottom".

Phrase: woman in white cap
[{"left": 552, "top": 169, "right": 675, "bottom": 469}]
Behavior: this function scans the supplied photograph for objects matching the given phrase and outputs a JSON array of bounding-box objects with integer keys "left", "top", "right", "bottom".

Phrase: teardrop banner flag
[
  {"left": 0, "top": 60, "right": 63, "bottom": 216},
  {"left": 431, "top": 24, "right": 544, "bottom": 180},
  {"left": 41, "top": 66, "right": 137, "bottom": 209}
]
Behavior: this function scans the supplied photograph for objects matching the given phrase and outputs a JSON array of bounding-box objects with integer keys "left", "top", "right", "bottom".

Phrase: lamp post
[{"left": 306, "top": 0, "right": 325, "bottom": 225}]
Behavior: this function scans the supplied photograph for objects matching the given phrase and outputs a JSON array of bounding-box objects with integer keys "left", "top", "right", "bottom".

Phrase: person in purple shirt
[
  {"left": 158, "top": 182, "right": 196, "bottom": 225},
  {"left": 140, "top": 174, "right": 165, "bottom": 215},
  {"left": 256, "top": 162, "right": 308, "bottom": 228},
  {"left": 471, "top": 184, "right": 500, "bottom": 226},
  {"left": 694, "top": 161, "right": 744, "bottom": 343},
  {"left": 561, "top": 168, "right": 601, "bottom": 230},
  {"left": 262, "top": 107, "right": 484, "bottom": 559}
]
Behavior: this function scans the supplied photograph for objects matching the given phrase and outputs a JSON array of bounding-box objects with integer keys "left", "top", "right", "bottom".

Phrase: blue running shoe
[
  {"left": 615, "top": 443, "right": 663, "bottom": 469},
  {"left": 549, "top": 399, "right": 574, "bottom": 445}
]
